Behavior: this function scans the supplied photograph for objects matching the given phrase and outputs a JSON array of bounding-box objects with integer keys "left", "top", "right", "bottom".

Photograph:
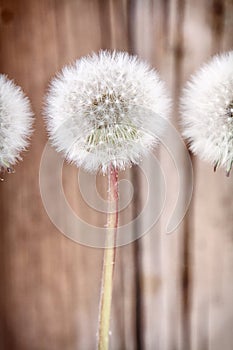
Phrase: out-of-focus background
[{"left": 0, "top": 0, "right": 233, "bottom": 349}]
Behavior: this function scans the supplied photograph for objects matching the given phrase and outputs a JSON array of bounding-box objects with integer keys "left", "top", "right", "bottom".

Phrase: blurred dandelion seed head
[
  {"left": 45, "top": 51, "right": 171, "bottom": 174},
  {"left": 0, "top": 74, "right": 33, "bottom": 176},
  {"left": 181, "top": 51, "right": 233, "bottom": 175}
]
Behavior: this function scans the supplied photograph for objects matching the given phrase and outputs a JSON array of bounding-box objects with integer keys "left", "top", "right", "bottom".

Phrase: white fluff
[
  {"left": 45, "top": 51, "right": 171, "bottom": 174},
  {"left": 0, "top": 75, "right": 33, "bottom": 172},
  {"left": 181, "top": 51, "right": 233, "bottom": 175}
]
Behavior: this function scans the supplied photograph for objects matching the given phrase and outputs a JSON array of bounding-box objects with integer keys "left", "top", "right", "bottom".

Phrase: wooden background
[{"left": 0, "top": 0, "right": 233, "bottom": 349}]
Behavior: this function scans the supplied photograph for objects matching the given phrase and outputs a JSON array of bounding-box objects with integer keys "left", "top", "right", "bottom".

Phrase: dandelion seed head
[
  {"left": 0, "top": 74, "right": 33, "bottom": 175},
  {"left": 45, "top": 51, "right": 171, "bottom": 173},
  {"left": 181, "top": 51, "right": 233, "bottom": 175}
]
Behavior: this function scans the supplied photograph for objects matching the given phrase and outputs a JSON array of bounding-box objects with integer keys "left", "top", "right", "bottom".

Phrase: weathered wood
[{"left": 0, "top": 0, "right": 232, "bottom": 349}]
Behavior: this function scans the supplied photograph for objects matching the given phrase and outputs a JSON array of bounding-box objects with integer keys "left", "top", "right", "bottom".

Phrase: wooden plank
[
  {"left": 0, "top": 1, "right": 103, "bottom": 349},
  {"left": 181, "top": 1, "right": 233, "bottom": 350}
]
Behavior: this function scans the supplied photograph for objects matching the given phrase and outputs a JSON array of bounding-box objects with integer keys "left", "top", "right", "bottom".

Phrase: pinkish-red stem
[{"left": 97, "top": 164, "right": 119, "bottom": 350}]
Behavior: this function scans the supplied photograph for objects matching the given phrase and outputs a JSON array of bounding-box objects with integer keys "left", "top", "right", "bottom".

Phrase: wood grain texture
[{"left": 0, "top": 0, "right": 233, "bottom": 349}]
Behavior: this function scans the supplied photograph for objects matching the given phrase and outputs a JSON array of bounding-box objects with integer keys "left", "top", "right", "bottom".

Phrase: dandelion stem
[{"left": 97, "top": 164, "right": 119, "bottom": 350}]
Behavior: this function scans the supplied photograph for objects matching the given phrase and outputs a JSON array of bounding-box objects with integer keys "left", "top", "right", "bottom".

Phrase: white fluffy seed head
[
  {"left": 181, "top": 51, "right": 233, "bottom": 176},
  {"left": 45, "top": 50, "right": 171, "bottom": 174},
  {"left": 0, "top": 74, "right": 34, "bottom": 173}
]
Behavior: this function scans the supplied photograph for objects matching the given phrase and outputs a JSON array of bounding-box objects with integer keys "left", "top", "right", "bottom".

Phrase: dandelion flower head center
[
  {"left": 85, "top": 89, "right": 140, "bottom": 150},
  {"left": 227, "top": 100, "right": 233, "bottom": 119}
]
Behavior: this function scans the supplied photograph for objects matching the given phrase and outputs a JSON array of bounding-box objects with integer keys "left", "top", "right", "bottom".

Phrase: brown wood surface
[{"left": 0, "top": 0, "right": 233, "bottom": 349}]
